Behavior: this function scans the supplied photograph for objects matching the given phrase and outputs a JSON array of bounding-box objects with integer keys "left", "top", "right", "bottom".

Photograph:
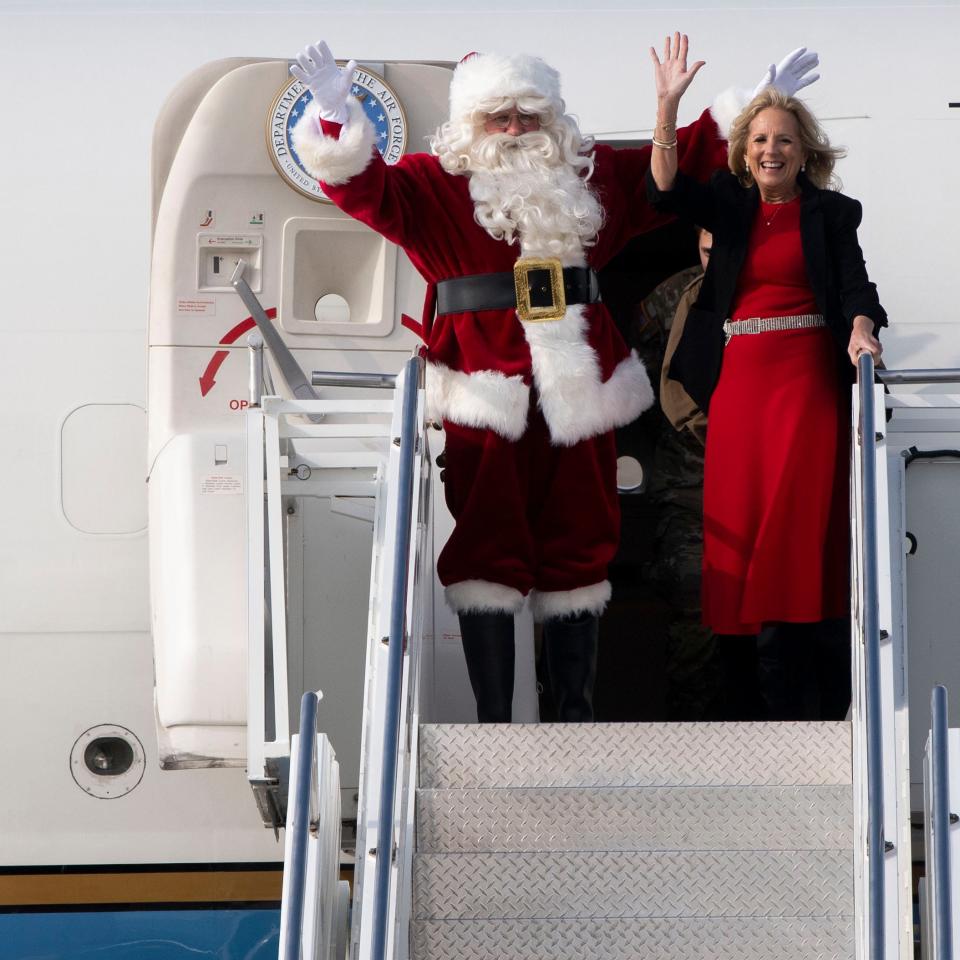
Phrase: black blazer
[{"left": 646, "top": 168, "right": 888, "bottom": 412}]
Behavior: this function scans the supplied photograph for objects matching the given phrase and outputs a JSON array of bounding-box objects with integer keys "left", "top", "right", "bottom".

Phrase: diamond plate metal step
[
  {"left": 418, "top": 722, "right": 851, "bottom": 789},
  {"left": 413, "top": 849, "right": 853, "bottom": 920},
  {"left": 412, "top": 916, "right": 854, "bottom": 960},
  {"left": 413, "top": 721, "right": 854, "bottom": 960},
  {"left": 417, "top": 784, "right": 852, "bottom": 853}
]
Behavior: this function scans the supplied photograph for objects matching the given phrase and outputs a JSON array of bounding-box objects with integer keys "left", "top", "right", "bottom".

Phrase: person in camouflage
[
  {"left": 660, "top": 231, "right": 710, "bottom": 447},
  {"left": 648, "top": 227, "right": 764, "bottom": 719},
  {"left": 639, "top": 238, "right": 718, "bottom": 719}
]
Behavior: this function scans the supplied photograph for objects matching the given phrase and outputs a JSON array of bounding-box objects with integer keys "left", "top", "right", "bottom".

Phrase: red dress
[{"left": 702, "top": 199, "right": 850, "bottom": 634}]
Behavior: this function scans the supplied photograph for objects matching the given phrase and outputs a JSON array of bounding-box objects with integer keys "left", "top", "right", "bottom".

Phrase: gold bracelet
[{"left": 652, "top": 135, "right": 678, "bottom": 149}]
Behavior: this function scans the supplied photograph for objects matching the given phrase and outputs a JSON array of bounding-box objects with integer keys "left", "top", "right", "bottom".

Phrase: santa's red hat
[{"left": 448, "top": 52, "right": 562, "bottom": 126}]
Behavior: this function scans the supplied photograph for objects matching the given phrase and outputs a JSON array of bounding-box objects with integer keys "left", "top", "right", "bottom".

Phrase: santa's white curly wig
[{"left": 429, "top": 52, "right": 595, "bottom": 179}]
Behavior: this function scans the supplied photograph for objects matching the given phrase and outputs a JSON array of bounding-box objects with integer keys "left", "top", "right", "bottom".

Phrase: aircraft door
[{"left": 147, "top": 57, "right": 453, "bottom": 817}]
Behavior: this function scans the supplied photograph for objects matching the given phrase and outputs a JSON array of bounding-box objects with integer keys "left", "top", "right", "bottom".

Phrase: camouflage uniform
[{"left": 637, "top": 271, "right": 721, "bottom": 719}]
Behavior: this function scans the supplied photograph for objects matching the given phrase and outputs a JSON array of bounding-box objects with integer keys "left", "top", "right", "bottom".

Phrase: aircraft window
[
  {"left": 314, "top": 293, "right": 351, "bottom": 324},
  {"left": 616, "top": 455, "right": 644, "bottom": 493}
]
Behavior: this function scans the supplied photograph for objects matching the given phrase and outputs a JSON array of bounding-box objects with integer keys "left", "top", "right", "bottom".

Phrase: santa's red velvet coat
[{"left": 293, "top": 97, "right": 730, "bottom": 618}]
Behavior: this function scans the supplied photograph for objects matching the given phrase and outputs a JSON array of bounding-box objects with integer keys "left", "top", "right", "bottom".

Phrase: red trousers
[{"left": 437, "top": 404, "right": 619, "bottom": 619}]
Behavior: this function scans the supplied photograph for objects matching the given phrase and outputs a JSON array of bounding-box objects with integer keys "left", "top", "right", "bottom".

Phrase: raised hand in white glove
[
  {"left": 290, "top": 41, "right": 358, "bottom": 124},
  {"left": 753, "top": 46, "right": 820, "bottom": 97}
]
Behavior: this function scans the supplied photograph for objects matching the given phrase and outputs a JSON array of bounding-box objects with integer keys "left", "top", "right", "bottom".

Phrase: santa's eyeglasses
[{"left": 484, "top": 112, "right": 540, "bottom": 129}]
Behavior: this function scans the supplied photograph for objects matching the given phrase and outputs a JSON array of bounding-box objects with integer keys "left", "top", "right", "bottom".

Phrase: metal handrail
[
  {"left": 248, "top": 332, "right": 265, "bottom": 407},
  {"left": 312, "top": 370, "right": 398, "bottom": 389},
  {"left": 857, "top": 352, "right": 886, "bottom": 960},
  {"left": 370, "top": 355, "right": 422, "bottom": 960},
  {"left": 233, "top": 261, "right": 319, "bottom": 403},
  {"left": 282, "top": 691, "right": 320, "bottom": 960},
  {"left": 931, "top": 684, "right": 954, "bottom": 960},
  {"left": 876, "top": 369, "right": 960, "bottom": 385}
]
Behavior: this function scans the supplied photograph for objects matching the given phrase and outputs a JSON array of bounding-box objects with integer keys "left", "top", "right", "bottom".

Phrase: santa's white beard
[{"left": 467, "top": 132, "right": 603, "bottom": 265}]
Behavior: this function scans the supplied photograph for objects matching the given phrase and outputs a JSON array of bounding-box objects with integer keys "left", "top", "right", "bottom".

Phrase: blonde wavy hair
[
  {"left": 428, "top": 94, "right": 595, "bottom": 180},
  {"left": 728, "top": 88, "right": 846, "bottom": 191}
]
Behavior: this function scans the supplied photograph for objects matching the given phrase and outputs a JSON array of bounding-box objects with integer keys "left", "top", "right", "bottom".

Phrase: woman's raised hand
[{"left": 649, "top": 32, "right": 705, "bottom": 106}]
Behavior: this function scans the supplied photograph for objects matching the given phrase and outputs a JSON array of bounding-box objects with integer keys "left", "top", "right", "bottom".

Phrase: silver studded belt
[{"left": 723, "top": 313, "right": 825, "bottom": 345}]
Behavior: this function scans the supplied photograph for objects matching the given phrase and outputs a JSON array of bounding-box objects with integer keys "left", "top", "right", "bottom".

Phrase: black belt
[{"left": 436, "top": 262, "right": 600, "bottom": 320}]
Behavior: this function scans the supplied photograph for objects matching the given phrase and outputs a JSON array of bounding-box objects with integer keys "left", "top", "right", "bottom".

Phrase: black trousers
[
  {"left": 716, "top": 619, "right": 850, "bottom": 721},
  {"left": 756, "top": 618, "right": 851, "bottom": 721},
  {"left": 716, "top": 632, "right": 765, "bottom": 721}
]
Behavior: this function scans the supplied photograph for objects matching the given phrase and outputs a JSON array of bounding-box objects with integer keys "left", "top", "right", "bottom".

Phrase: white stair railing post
[
  {"left": 857, "top": 353, "right": 887, "bottom": 960},
  {"left": 351, "top": 356, "right": 427, "bottom": 960},
  {"left": 280, "top": 691, "right": 344, "bottom": 960},
  {"left": 853, "top": 354, "right": 910, "bottom": 960},
  {"left": 925, "top": 685, "right": 955, "bottom": 960}
]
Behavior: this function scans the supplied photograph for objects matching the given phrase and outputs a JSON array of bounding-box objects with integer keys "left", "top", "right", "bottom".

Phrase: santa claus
[{"left": 290, "top": 38, "right": 818, "bottom": 722}]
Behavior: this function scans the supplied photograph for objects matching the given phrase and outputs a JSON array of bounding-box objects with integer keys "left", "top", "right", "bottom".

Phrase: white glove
[
  {"left": 753, "top": 46, "right": 820, "bottom": 97},
  {"left": 290, "top": 40, "right": 358, "bottom": 124}
]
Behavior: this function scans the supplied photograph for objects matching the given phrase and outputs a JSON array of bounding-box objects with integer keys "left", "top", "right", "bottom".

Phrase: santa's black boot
[
  {"left": 459, "top": 611, "right": 515, "bottom": 723},
  {"left": 543, "top": 611, "right": 599, "bottom": 722}
]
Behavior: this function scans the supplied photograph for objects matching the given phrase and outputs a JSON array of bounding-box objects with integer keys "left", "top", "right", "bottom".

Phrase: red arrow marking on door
[
  {"left": 219, "top": 307, "right": 276, "bottom": 345},
  {"left": 197, "top": 308, "right": 278, "bottom": 397},
  {"left": 199, "top": 350, "right": 230, "bottom": 396}
]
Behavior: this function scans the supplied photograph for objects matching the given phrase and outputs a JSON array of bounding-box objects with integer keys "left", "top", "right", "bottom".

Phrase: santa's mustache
[{"left": 470, "top": 129, "right": 564, "bottom": 172}]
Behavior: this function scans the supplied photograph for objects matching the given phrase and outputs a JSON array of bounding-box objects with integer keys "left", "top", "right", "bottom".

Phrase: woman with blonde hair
[{"left": 647, "top": 35, "right": 887, "bottom": 719}]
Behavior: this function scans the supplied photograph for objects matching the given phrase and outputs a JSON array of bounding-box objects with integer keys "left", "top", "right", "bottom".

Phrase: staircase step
[
  {"left": 413, "top": 849, "right": 852, "bottom": 920},
  {"left": 418, "top": 722, "right": 851, "bottom": 789},
  {"left": 412, "top": 916, "right": 854, "bottom": 960},
  {"left": 416, "top": 784, "right": 852, "bottom": 852}
]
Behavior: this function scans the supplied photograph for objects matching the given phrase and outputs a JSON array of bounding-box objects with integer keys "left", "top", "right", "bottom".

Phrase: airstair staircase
[
  {"left": 413, "top": 721, "right": 853, "bottom": 959},
  {"left": 267, "top": 354, "right": 960, "bottom": 960}
]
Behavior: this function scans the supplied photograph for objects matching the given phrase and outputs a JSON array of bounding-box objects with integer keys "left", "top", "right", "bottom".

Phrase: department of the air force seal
[{"left": 268, "top": 63, "right": 407, "bottom": 202}]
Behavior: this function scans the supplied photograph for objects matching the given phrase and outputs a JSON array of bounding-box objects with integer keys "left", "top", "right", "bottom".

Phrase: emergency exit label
[
  {"left": 201, "top": 235, "right": 260, "bottom": 248},
  {"left": 177, "top": 297, "right": 216, "bottom": 316},
  {"left": 201, "top": 474, "right": 243, "bottom": 495}
]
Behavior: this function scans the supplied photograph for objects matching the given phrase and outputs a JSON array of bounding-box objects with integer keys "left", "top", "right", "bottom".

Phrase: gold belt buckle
[{"left": 513, "top": 257, "right": 566, "bottom": 322}]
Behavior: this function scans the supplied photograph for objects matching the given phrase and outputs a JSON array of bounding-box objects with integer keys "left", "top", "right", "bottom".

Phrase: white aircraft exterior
[{"left": 0, "top": 2, "right": 958, "bottom": 957}]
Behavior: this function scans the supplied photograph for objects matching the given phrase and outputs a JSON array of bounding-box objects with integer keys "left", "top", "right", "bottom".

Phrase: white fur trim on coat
[
  {"left": 446, "top": 579, "right": 526, "bottom": 615},
  {"left": 426, "top": 361, "right": 529, "bottom": 440},
  {"left": 449, "top": 53, "right": 562, "bottom": 127},
  {"left": 523, "top": 304, "right": 654, "bottom": 446},
  {"left": 291, "top": 97, "right": 377, "bottom": 186},
  {"left": 530, "top": 581, "right": 611, "bottom": 621},
  {"left": 710, "top": 86, "right": 751, "bottom": 140}
]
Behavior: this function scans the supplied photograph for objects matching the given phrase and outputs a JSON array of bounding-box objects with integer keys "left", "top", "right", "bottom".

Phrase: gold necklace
[{"left": 762, "top": 200, "right": 790, "bottom": 227}]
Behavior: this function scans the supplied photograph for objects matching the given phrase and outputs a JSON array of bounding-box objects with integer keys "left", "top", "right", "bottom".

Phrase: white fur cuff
[
  {"left": 446, "top": 580, "right": 526, "bottom": 615},
  {"left": 426, "top": 361, "right": 529, "bottom": 440},
  {"left": 291, "top": 96, "right": 377, "bottom": 186},
  {"left": 711, "top": 86, "right": 751, "bottom": 140},
  {"left": 530, "top": 581, "right": 611, "bottom": 621}
]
